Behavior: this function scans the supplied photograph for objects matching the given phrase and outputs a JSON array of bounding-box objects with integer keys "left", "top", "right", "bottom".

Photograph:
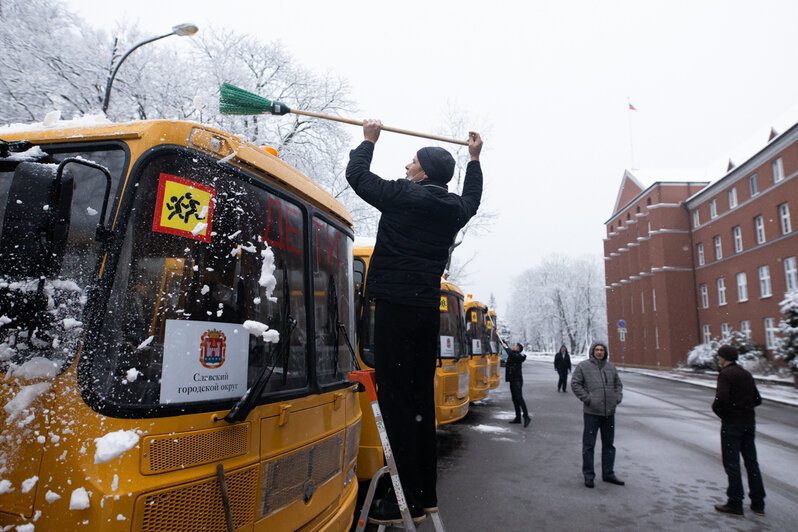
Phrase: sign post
[{"left": 617, "top": 320, "right": 627, "bottom": 366}]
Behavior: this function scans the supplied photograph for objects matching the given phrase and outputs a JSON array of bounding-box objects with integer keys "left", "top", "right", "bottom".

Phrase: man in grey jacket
[{"left": 571, "top": 342, "right": 624, "bottom": 488}]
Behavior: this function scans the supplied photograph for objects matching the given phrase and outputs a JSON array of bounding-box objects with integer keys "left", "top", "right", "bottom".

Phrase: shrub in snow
[
  {"left": 686, "top": 340, "right": 720, "bottom": 370},
  {"left": 775, "top": 289, "right": 798, "bottom": 372}
]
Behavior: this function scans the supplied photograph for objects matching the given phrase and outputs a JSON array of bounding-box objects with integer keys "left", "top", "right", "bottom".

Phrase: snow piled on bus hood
[{"left": 94, "top": 430, "right": 141, "bottom": 464}]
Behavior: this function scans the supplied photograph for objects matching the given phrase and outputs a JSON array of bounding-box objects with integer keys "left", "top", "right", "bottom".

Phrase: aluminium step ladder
[{"left": 349, "top": 369, "right": 445, "bottom": 532}]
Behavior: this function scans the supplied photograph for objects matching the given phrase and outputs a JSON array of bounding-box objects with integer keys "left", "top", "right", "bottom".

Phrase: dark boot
[
  {"left": 750, "top": 502, "right": 765, "bottom": 516},
  {"left": 368, "top": 497, "right": 426, "bottom": 525},
  {"left": 714, "top": 503, "right": 744, "bottom": 517},
  {"left": 523, "top": 416, "right": 531, "bottom": 428},
  {"left": 602, "top": 475, "right": 625, "bottom": 485},
  {"left": 509, "top": 418, "right": 521, "bottom": 424}
]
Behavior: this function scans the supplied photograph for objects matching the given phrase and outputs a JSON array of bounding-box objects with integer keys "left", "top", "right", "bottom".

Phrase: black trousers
[
  {"left": 582, "top": 413, "right": 616, "bottom": 480},
  {"left": 509, "top": 379, "right": 528, "bottom": 419},
  {"left": 721, "top": 423, "right": 766, "bottom": 507},
  {"left": 557, "top": 370, "right": 568, "bottom": 391},
  {"left": 373, "top": 299, "right": 439, "bottom": 510}
]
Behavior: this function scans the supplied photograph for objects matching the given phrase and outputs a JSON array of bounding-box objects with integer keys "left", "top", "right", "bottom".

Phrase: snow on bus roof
[{"left": 0, "top": 111, "right": 112, "bottom": 134}]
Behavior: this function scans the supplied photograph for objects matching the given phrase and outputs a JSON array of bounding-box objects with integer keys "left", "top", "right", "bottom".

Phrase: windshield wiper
[{"left": 223, "top": 264, "right": 295, "bottom": 423}]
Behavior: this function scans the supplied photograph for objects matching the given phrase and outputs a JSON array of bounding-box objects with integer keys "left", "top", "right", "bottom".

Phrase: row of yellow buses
[{"left": 0, "top": 118, "right": 501, "bottom": 530}]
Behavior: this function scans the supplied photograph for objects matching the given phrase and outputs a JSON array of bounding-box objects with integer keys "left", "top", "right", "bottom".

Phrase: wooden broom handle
[{"left": 290, "top": 109, "right": 469, "bottom": 146}]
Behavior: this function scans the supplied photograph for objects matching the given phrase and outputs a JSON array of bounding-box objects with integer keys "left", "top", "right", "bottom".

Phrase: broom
[{"left": 219, "top": 83, "right": 468, "bottom": 146}]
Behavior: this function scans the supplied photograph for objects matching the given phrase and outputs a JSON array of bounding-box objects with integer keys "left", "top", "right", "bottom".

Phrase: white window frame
[
  {"left": 772, "top": 157, "right": 784, "bottom": 183},
  {"left": 759, "top": 265, "right": 772, "bottom": 297},
  {"left": 740, "top": 320, "right": 751, "bottom": 339},
  {"left": 721, "top": 322, "right": 730, "bottom": 339},
  {"left": 700, "top": 283, "right": 709, "bottom": 308},
  {"left": 733, "top": 225, "right": 743, "bottom": 253},
  {"left": 717, "top": 277, "right": 727, "bottom": 306},
  {"left": 710, "top": 199, "right": 717, "bottom": 219},
  {"left": 750, "top": 174, "right": 759, "bottom": 196},
  {"left": 785, "top": 256, "right": 797, "bottom": 292},
  {"left": 765, "top": 317, "right": 777, "bottom": 349},
  {"left": 654, "top": 326, "right": 659, "bottom": 349},
  {"left": 640, "top": 291, "right": 645, "bottom": 313},
  {"left": 697, "top": 243, "right": 705, "bottom": 266},
  {"left": 652, "top": 288, "right": 657, "bottom": 312},
  {"left": 737, "top": 272, "right": 748, "bottom": 302},
  {"left": 755, "top": 215, "right": 766, "bottom": 244},
  {"left": 702, "top": 324, "right": 711, "bottom": 344},
  {"left": 714, "top": 235, "right": 722, "bottom": 260},
  {"left": 728, "top": 187, "right": 738, "bottom": 209},
  {"left": 693, "top": 210, "right": 700, "bottom": 228},
  {"left": 779, "top": 203, "right": 791, "bottom": 235}
]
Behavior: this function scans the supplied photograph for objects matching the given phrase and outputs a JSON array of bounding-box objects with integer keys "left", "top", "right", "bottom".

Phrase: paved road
[{"left": 416, "top": 359, "right": 798, "bottom": 531}]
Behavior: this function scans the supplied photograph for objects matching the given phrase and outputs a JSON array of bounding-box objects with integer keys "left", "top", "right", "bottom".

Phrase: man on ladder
[{"left": 346, "top": 120, "right": 484, "bottom": 525}]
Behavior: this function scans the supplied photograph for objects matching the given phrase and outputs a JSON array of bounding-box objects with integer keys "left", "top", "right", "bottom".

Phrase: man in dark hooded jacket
[
  {"left": 346, "top": 119, "right": 483, "bottom": 524},
  {"left": 503, "top": 340, "right": 531, "bottom": 427},
  {"left": 571, "top": 342, "right": 624, "bottom": 488}
]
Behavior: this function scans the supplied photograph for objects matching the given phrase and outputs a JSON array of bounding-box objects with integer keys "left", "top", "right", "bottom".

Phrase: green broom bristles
[{"left": 219, "top": 83, "right": 291, "bottom": 116}]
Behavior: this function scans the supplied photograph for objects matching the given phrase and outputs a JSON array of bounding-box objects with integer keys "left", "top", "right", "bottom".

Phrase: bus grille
[
  {"left": 259, "top": 432, "right": 344, "bottom": 517},
  {"left": 138, "top": 464, "right": 258, "bottom": 531},
  {"left": 142, "top": 423, "right": 249, "bottom": 474}
]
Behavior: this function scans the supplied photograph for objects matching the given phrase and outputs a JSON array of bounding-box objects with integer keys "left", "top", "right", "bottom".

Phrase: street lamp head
[{"left": 172, "top": 23, "right": 199, "bottom": 37}]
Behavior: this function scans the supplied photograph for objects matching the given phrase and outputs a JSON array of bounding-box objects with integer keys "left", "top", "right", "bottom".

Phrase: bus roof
[
  {"left": 465, "top": 297, "right": 487, "bottom": 310},
  {"left": 440, "top": 278, "right": 464, "bottom": 296},
  {"left": 0, "top": 119, "right": 353, "bottom": 227}
]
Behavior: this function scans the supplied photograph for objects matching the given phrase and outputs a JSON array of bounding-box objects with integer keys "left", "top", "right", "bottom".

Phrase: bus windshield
[
  {"left": 465, "top": 307, "right": 486, "bottom": 356},
  {"left": 439, "top": 292, "right": 466, "bottom": 359},
  {"left": 0, "top": 145, "right": 126, "bottom": 375},
  {"left": 82, "top": 148, "right": 353, "bottom": 415}
]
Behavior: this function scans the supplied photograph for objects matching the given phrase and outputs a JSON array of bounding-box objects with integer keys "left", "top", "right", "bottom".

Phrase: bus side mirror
[{"left": 0, "top": 162, "right": 74, "bottom": 278}]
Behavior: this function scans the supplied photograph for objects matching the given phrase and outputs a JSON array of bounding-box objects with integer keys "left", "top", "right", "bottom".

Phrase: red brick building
[{"left": 604, "top": 121, "right": 798, "bottom": 368}]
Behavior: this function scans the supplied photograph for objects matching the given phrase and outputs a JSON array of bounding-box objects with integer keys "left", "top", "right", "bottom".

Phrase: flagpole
[{"left": 627, "top": 97, "right": 636, "bottom": 169}]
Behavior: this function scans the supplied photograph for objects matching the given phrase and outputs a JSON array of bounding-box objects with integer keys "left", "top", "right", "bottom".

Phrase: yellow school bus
[
  {"left": 464, "top": 297, "right": 490, "bottom": 402},
  {"left": 0, "top": 119, "right": 360, "bottom": 531},
  {"left": 487, "top": 310, "right": 501, "bottom": 390},
  {"left": 436, "top": 280, "right": 470, "bottom": 424}
]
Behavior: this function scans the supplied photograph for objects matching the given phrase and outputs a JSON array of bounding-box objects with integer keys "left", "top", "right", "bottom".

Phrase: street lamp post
[{"left": 102, "top": 23, "right": 198, "bottom": 114}]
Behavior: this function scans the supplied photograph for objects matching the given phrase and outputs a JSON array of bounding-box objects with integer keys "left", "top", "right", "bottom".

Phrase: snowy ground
[{"left": 527, "top": 352, "right": 798, "bottom": 408}]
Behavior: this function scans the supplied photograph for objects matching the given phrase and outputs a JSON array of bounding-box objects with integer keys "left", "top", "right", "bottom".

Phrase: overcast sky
[{"left": 68, "top": 0, "right": 798, "bottom": 318}]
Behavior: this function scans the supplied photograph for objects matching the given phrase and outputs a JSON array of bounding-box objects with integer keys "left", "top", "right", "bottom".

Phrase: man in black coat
[
  {"left": 712, "top": 345, "right": 766, "bottom": 517},
  {"left": 503, "top": 341, "right": 531, "bottom": 427},
  {"left": 346, "top": 119, "right": 483, "bottom": 525},
  {"left": 554, "top": 344, "right": 572, "bottom": 392}
]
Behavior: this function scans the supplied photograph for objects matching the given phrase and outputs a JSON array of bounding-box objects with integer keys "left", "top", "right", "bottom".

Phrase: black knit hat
[
  {"left": 417, "top": 147, "right": 455, "bottom": 184},
  {"left": 717, "top": 345, "right": 738, "bottom": 361}
]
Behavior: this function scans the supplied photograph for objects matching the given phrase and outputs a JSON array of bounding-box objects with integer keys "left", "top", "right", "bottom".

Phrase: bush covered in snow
[
  {"left": 686, "top": 340, "right": 720, "bottom": 370},
  {"left": 775, "top": 289, "right": 798, "bottom": 372}
]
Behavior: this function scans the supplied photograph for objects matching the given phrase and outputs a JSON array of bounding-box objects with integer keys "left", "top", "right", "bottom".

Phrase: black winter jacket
[
  {"left": 712, "top": 362, "right": 761, "bottom": 425},
  {"left": 346, "top": 141, "right": 482, "bottom": 307},
  {"left": 554, "top": 350, "right": 572, "bottom": 373},
  {"left": 505, "top": 344, "right": 526, "bottom": 383}
]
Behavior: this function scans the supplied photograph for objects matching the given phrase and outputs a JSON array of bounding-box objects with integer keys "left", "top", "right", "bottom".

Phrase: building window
[
  {"left": 785, "top": 256, "right": 797, "bottom": 292},
  {"left": 758, "top": 265, "right": 772, "bottom": 297},
  {"left": 714, "top": 235, "right": 722, "bottom": 260},
  {"left": 772, "top": 157, "right": 784, "bottom": 183},
  {"left": 652, "top": 288, "right": 657, "bottom": 311},
  {"left": 700, "top": 283, "right": 709, "bottom": 308},
  {"left": 647, "top": 197, "right": 652, "bottom": 205},
  {"left": 640, "top": 291, "right": 645, "bottom": 313},
  {"left": 728, "top": 187, "right": 738, "bottom": 209},
  {"left": 627, "top": 213, "right": 630, "bottom": 220},
  {"left": 610, "top": 224, "right": 613, "bottom": 232},
  {"left": 647, "top": 221, "right": 651, "bottom": 234},
  {"left": 693, "top": 210, "right": 700, "bottom": 228},
  {"left": 737, "top": 272, "right": 748, "bottom": 302},
  {"left": 636, "top": 206, "right": 641, "bottom": 214},
  {"left": 740, "top": 320, "right": 751, "bottom": 338},
  {"left": 717, "top": 277, "right": 727, "bottom": 306},
  {"left": 779, "top": 203, "right": 791, "bottom": 234},
  {"left": 702, "top": 324, "right": 711, "bottom": 344},
  {"left": 654, "top": 326, "right": 659, "bottom": 349},
  {"left": 697, "top": 243, "right": 705, "bottom": 265},
  {"left": 765, "top": 318, "right": 777, "bottom": 349},
  {"left": 721, "top": 322, "right": 730, "bottom": 339},
  {"left": 754, "top": 215, "right": 766, "bottom": 244},
  {"left": 750, "top": 174, "right": 759, "bottom": 196},
  {"left": 710, "top": 199, "right": 717, "bottom": 219},
  {"left": 733, "top": 225, "right": 743, "bottom": 253}
]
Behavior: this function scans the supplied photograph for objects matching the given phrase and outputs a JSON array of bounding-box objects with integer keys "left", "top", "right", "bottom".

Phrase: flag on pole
[{"left": 628, "top": 102, "right": 637, "bottom": 111}]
